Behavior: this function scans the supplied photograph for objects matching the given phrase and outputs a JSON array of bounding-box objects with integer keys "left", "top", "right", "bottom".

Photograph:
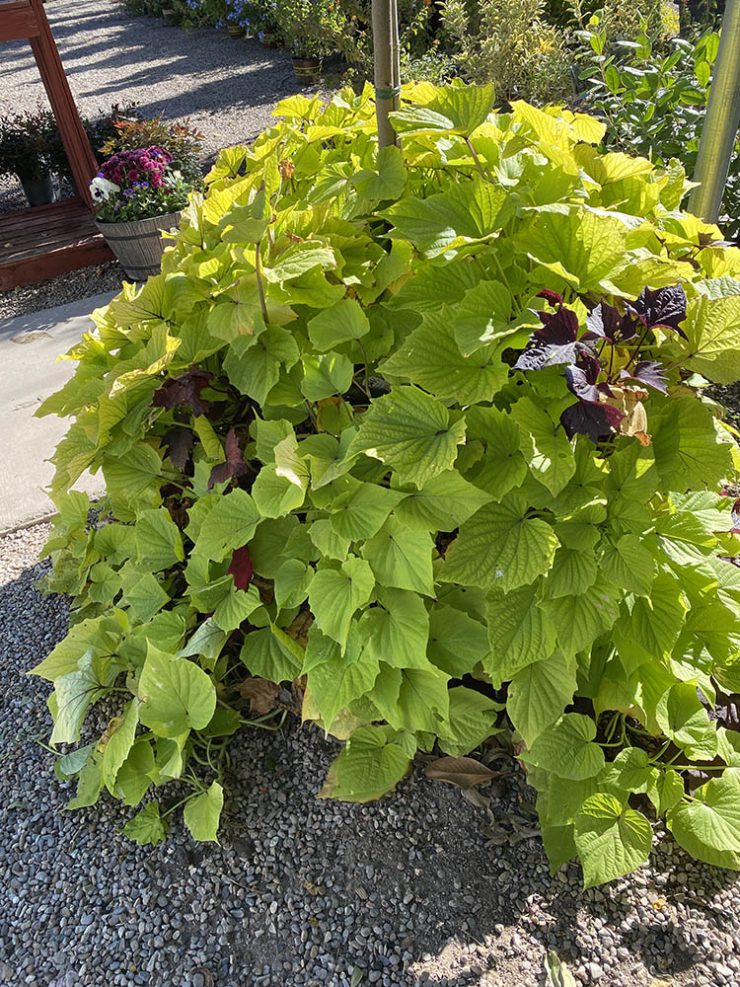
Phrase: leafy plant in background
[
  {"left": 0, "top": 107, "right": 61, "bottom": 183},
  {"left": 578, "top": 18, "right": 740, "bottom": 239},
  {"left": 439, "top": 0, "right": 573, "bottom": 102},
  {"left": 99, "top": 115, "right": 205, "bottom": 186},
  {"left": 36, "top": 84, "right": 740, "bottom": 886},
  {"left": 272, "top": 0, "right": 348, "bottom": 59}
]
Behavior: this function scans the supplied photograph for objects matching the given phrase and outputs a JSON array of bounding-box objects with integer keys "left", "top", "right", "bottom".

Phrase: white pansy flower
[{"left": 90, "top": 176, "right": 120, "bottom": 202}]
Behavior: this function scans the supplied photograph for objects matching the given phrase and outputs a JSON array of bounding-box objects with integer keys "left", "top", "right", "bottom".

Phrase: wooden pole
[
  {"left": 688, "top": 0, "right": 740, "bottom": 224},
  {"left": 372, "top": 0, "right": 401, "bottom": 149}
]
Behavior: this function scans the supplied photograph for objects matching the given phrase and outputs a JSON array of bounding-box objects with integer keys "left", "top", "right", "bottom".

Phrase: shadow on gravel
[
  {"left": 2, "top": 538, "right": 739, "bottom": 987},
  {"left": 0, "top": 0, "right": 302, "bottom": 157}
]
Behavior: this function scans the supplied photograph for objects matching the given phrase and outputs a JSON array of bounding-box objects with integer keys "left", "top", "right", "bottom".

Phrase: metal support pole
[
  {"left": 688, "top": 0, "right": 740, "bottom": 223},
  {"left": 372, "top": 0, "right": 401, "bottom": 149}
]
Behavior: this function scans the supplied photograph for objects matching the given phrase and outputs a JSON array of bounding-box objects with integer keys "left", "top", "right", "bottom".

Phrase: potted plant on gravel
[
  {"left": 274, "top": 0, "right": 347, "bottom": 84},
  {"left": 91, "top": 146, "right": 195, "bottom": 280},
  {"left": 0, "top": 109, "right": 59, "bottom": 208}
]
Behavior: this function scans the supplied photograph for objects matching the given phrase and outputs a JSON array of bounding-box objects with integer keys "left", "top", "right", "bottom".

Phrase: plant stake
[{"left": 372, "top": 0, "right": 401, "bottom": 149}]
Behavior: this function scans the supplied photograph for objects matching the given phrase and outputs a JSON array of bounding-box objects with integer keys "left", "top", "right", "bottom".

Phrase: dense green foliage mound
[{"left": 37, "top": 83, "right": 740, "bottom": 885}]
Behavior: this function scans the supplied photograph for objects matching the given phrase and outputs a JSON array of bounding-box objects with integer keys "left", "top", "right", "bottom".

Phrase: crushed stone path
[
  {"left": 1, "top": 526, "right": 740, "bottom": 987},
  {"left": 0, "top": 0, "right": 300, "bottom": 158}
]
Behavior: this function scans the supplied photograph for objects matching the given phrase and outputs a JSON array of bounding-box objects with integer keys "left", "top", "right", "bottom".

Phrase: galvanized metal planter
[{"left": 96, "top": 210, "right": 181, "bottom": 281}]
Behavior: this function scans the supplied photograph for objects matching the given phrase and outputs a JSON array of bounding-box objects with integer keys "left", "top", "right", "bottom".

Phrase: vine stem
[{"left": 255, "top": 240, "right": 270, "bottom": 325}]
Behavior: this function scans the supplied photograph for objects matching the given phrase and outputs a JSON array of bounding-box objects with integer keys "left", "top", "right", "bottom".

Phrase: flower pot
[
  {"left": 292, "top": 56, "right": 322, "bottom": 86},
  {"left": 95, "top": 210, "right": 181, "bottom": 281},
  {"left": 20, "top": 172, "right": 56, "bottom": 208},
  {"left": 227, "top": 23, "right": 245, "bottom": 38}
]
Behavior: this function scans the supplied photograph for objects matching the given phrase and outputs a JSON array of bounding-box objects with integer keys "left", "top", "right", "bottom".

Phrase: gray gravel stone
[{"left": 2, "top": 524, "right": 740, "bottom": 987}]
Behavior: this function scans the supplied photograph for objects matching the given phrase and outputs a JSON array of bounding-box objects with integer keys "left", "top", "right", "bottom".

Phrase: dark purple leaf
[
  {"left": 584, "top": 302, "right": 637, "bottom": 343},
  {"left": 561, "top": 401, "right": 624, "bottom": 441},
  {"left": 565, "top": 363, "right": 600, "bottom": 403},
  {"left": 514, "top": 306, "right": 584, "bottom": 371},
  {"left": 208, "top": 428, "right": 249, "bottom": 490},
  {"left": 536, "top": 289, "right": 563, "bottom": 306},
  {"left": 227, "top": 545, "right": 254, "bottom": 591},
  {"left": 163, "top": 427, "right": 194, "bottom": 474},
  {"left": 623, "top": 360, "right": 668, "bottom": 394},
  {"left": 628, "top": 285, "right": 687, "bottom": 338},
  {"left": 153, "top": 370, "right": 213, "bottom": 415}
]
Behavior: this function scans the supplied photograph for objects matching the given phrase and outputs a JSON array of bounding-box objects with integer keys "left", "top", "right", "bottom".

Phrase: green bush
[
  {"left": 36, "top": 84, "right": 740, "bottom": 884},
  {"left": 579, "top": 20, "right": 740, "bottom": 239}
]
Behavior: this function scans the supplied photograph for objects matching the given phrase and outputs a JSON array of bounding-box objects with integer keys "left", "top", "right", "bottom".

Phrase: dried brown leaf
[
  {"left": 239, "top": 677, "right": 280, "bottom": 715},
  {"left": 425, "top": 755, "right": 498, "bottom": 790}
]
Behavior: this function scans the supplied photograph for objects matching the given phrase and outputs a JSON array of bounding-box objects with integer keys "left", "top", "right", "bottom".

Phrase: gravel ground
[
  {"left": 0, "top": 263, "right": 123, "bottom": 323},
  {"left": 0, "top": 0, "right": 299, "bottom": 159},
  {"left": 2, "top": 525, "right": 740, "bottom": 987}
]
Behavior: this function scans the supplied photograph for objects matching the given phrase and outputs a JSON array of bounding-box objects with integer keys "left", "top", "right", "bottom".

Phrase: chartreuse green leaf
[
  {"left": 327, "top": 478, "right": 404, "bottom": 541},
  {"left": 651, "top": 397, "right": 731, "bottom": 493},
  {"left": 393, "top": 471, "right": 491, "bottom": 531},
  {"left": 308, "top": 299, "right": 370, "bottom": 352},
  {"left": 521, "top": 714, "right": 605, "bottom": 781},
  {"left": 679, "top": 294, "right": 740, "bottom": 384},
  {"left": 383, "top": 179, "right": 511, "bottom": 255},
  {"left": 574, "top": 794, "right": 652, "bottom": 888},
  {"left": 441, "top": 492, "right": 559, "bottom": 592},
  {"left": 507, "top": 652, "right": 577, "bottom": 746},
  {"left": 102, "top": 445, "right": 163, "bottom": 520},
  {"left": 437, "top": 687, "right": 501, "bottom": 757},
  {"left": 350, "top": 387, "right": 466, "bottom": 488},
  {"left": 381, "top": 310, "right": 508, "bottom": 405},
  {"left": 511, "top": 397, "right": 576, "bottom": 496},
  {"left": 51, "top": 652, "right": 111, "bottom": 746},
  {"left": 183, "top": 781, "right": 224, "bottom": 843},
  {"left": 449, "top": 280, "right": 517, "bottom": 357},
  {"left": 135, "top": 508, "right": 184, "bottom": 571},
  {"left": 191, "top": 490, "right": 260, "bottom": 561},
  {"left": 360, "top": 590, "right": 429, "bottom": 669},
  {"left": 240, "top": 626, "right": 303, "bottom": 683},
  {"left": 391, "top": 82, "right": 495, "bottom": 135},
  {"left": 362, "top": 518, "right": 435, "bottom": 596},
  {"left": 520, "top": 206, "right": 629, "bottom": 293},
  {"left": 427, "top": 606, "right": 489, "bottom": 677},
  {"left": 101, "top": 700, "right": 140, "bottom": 794},
  {"left": 371, "top": 664, "right": 450, "bottom": 734},
  {"left": 319, "top": 725, "right": 413, "bottom": 802},
  {"left": 464, "top": 406, "right": 528, "bottom": 500},
  {"left": 655, "top": 682, "right": 718, "bottom": 761},
  {"left": 123, "top": 801, "right": 168, "bottom": 847},
  {"left": 138, "top": 645, "right": 216, "bottom": 738},
  {"left": 486, "top": 583, "right": 557, "bottom": 683},
  {"left": 667, "top": 774, "right": 740, "bottom": 870},
  {"left": 543, "top": 578, "right": 620, "bottom": 658},
  {"left": 308, "top": 558, "right": 375, "bottom": 649},
  {"left": 351, "top": 144, "right": 407, "bottom": 201},
  {"left": 115, "top": 740, "right": 156, "bottom": 805},
  {"left": 600, "top": 535, "right": 655, "bottom": 596},
  {"left": 301, "top": 352, "right": 354, "bottom": 401}
]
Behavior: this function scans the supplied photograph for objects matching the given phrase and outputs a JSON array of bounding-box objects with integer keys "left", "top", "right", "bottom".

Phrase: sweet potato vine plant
[{"left": 35, "top": 82, "right": 740, "bottom": 886}]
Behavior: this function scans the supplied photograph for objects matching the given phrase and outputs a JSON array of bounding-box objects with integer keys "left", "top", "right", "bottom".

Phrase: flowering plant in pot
[
  {"left": 273, "top": 0, "right": 347, "bottom": 83},
  {"left": 91, "top": 145, "right": 194, "bottom": 280},
  {"left": 0, "top": 108, "right": 60, "bottom": 207}
]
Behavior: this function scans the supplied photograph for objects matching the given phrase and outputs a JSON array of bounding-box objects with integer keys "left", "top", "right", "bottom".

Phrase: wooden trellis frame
[{"left": 0, "top": 0, "right": 112, "bottom": 289}]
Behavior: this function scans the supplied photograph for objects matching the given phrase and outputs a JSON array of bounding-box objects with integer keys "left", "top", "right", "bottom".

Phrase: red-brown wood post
[{"left": 27, "top": 0, "right": 99, "bottom": 209}]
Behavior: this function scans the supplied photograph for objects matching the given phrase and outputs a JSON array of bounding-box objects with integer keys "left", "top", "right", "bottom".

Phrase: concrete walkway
[{"left": 0, "top": 292, "right": 115, "bottom": 533}]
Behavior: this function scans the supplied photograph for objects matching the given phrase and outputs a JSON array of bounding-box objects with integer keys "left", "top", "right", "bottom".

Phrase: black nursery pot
[
  {"left": 292, "top": 56, "right": 322, "bottom": 86},
  {"left": 20, "top": 172, "right": 56, "bottom": 208}
]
